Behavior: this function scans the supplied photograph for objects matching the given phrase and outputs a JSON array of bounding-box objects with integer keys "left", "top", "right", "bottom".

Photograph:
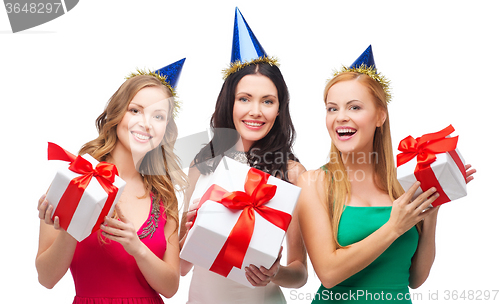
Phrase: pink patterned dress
[{"left": 70, "top": 194, "right": 166, "bottom": 304}]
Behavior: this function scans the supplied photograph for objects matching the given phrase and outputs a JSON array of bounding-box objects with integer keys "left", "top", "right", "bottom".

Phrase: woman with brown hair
[
  {"left": 297, "top": 46, "right": 475, "bottom": 303},
  {"left": 36, "top": 59, "right": 187, "bottom": 303},
  {"left": 179, "top": 8, "right": 307, "bottom": 304}
]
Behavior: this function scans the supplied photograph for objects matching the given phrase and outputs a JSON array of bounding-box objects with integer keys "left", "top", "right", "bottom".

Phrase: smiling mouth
[
  {"left": 336, "top": 128, "right": 357, "bottom": 137},
  {"left": 131, "top": 131, "right": 152, "bottom": 141},
  {"left": 243, "top": 121, "right": 265, "bottom": 127}
]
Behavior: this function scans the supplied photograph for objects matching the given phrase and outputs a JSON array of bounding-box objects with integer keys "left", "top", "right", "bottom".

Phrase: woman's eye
[
  {"left": 239, "top": 97, "right": 249, "bottom": 102},
  {"left": 154, "top": 115, "right": 165, "bottom": 120},
  {"left": 350, "top": 105, "right": 361, "bottom": 110},
  {"left": 326, "top": 107, "right": 337, "bottom": 112},
  {"left": 263, "top": 99, "right": 274, "bottom": 105},
  {"left": 130, "top": 108, "right": 140, "bottom": 114}
]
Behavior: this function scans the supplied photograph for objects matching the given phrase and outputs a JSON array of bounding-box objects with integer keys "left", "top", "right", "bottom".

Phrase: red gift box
[
  {"left": 396, "top": 125, "right": 467, "bottom": 207},
  {"left": 45, "top": 143, "right": 126, "bottom": 241},
  {"left": 180, "top": 157, "right": 300, "bottom": 287}
]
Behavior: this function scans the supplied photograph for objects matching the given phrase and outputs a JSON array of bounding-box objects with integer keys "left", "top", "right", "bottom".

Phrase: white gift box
[
  {"left": 46, "top": 153, "right": 126, "bottom": 242},
  {"left": 397, "top": 149, "right": 467, "bottom": 207},
  {"left": 180, "top": 157, "right": 301, "bottom": 288}
]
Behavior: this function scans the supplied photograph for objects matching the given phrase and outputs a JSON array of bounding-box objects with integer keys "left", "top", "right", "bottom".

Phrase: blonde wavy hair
[
  {"left": 79, "top": 75, "right": 187, "bottom": 232},
  {"left": 322, "top": 72, "right": 420, "bottom": 248}
]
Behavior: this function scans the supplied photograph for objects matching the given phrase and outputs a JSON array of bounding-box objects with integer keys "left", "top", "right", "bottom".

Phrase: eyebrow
[
  {"left": 129, "top": 102, "right": 144, "bottom": 109},
  {"left": 129, "top": 103, "right": 168, "bottom": 112},
  {"left": 236, "top": 92, "right": 277, "bottom": 99},
  {"left": 326, "top": 99, "right": 361, "bottom": 106}
]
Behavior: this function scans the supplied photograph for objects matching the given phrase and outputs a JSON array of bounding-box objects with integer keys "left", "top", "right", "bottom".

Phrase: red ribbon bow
[
  {"left": 48, "top": 142, "right": 119, "bottom": 234},
  {"left": 193, "top": 168, "right": 292, "bottom": 277},
  {"left": 396, "top": 125, "right": 466, "bottom": 207},
  {"left": 397, "top": 125, "right": 459, "bottom": 170}
]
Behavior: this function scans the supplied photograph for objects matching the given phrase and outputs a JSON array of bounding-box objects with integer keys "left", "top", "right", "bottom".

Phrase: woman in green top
[{"left": 297, "top": 46, "right": 476, "bottom": 303}]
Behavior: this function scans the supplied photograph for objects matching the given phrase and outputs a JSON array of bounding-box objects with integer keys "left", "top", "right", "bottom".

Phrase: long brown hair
[
  {"left": 79, "top": 75, "right": 187, "bottom": 231},
  {"left": 322, "top": 72, "right": 414, "bottom": 248}
]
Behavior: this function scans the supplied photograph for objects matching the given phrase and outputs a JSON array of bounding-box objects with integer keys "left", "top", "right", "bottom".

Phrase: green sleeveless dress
[{"left": 311, "top": 206, "right": 419, "bottom": 303}]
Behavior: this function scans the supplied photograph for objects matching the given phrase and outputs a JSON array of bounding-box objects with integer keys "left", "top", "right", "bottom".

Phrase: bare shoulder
[
  {"left": 298, "top": 168, "right": 327, "bottom": 189},
  {"left": 286, "top": 160, "right": 307, "bottom": 186},
  {"left": 183, "top": 162, "right": 202, "bottom": 209},
  {"left": 187, "top": 162, "right": 202, "bottom": 191},
  {"left": 188, "top": 161, "right": 201, "bottom": 181},
  {"left": 297, "top": 169, "right": 329, "bottom": 209}
]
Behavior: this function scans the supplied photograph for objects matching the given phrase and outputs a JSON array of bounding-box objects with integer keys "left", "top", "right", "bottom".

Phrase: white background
[{"left": 1, "top": 1, "right": 498, "bottom": 303}]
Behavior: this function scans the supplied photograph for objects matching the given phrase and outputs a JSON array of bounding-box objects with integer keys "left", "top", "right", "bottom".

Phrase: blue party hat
[
  {"left": 332, "top": 45, "right": 391, "bottom": 102},
  {"left": 127, "top": 58, "right": 186, "bottom": 93},
  {"left": 231, "top": 7, "right": 267, "bottom": 63},
  {"left": 154, "top": 58, "right": 186, "bottom": 89},
  {"left": 349, "top": 45, "right": 376, "bottom": 70},
  {"left": 223, "top": 7, "right": 278, "bottom": 78},
  {"left": 127, "top": 58, "right": 186, "bottom": 118}
]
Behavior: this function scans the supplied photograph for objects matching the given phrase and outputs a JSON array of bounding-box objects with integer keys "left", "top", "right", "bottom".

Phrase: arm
[
  {"left": 245, "top": 203, "right": 309, "bottom": 288},
  {"left": 35, "top": 194, "right": 78, "bottom": 289},
  {"left": 271, "top": 206, "right": 308, "bottom": 288},
  {"left": 137, "top": 213, "right": 180, "bottom": 298},
  {"left": 298, "top": 170, "right": 440, "bottom": 289},
  {"left": 179, "top": 164, "right": 201, "bottom": 276},
  {"left": 409, "top": 164, "right": 476, "bottom": 288},
  {"left": 245, "top": 161, "right": 308, "bottom": 288},
  {"left": 409, "top": 207, "right": 439, "bottom": 288},
  {"left": 100, "top": 204, "right": 180, "bottom": 298}
]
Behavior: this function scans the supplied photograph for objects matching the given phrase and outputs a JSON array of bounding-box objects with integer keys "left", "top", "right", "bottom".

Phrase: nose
[
  {"left": 138, "top": 113, "right": 152, "bottom": 131},
  {"left": 336, "top": 108, "right": 350, "bottom": 123},
  {"left": 248, "top": 101, "right": 262, "bottom": 117}
]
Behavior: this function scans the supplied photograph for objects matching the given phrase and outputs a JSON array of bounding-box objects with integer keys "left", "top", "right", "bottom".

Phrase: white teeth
[
  {"left": 133, "top": 132, "right": 151, "bottom": 140},
  {"left": 337, "top": 128, "right": 356, "bottom": 134},
  {"left": 244, "top": 121, "right": 264, "bottom": 127}
]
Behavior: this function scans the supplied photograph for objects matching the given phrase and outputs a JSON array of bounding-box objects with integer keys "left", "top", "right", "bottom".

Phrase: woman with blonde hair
[
  {"left": 36, "top": 59, "right": 187, "bottom": 303},
  {"left": 297, "top": 46, "right": 475, "bottom": 303}
]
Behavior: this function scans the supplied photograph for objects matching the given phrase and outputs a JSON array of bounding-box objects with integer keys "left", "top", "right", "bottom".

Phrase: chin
[
  {"left": 131, "top": 144, "right": 156, "bottom": 157},
  {"left": 334, "top": 143, "right": 357, "bottom": 154},
  {"left": 240, "top": 131, "right": 266, "bottom": 143}
]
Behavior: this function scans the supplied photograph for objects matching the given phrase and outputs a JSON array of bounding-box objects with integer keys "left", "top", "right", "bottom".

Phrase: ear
[{"left": 376, "top": 109, "right": 387, "bottom": 127}]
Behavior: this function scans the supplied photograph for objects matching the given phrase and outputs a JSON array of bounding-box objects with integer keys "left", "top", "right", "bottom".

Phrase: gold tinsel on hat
[
  {"left": 332, "top": 64, "right": 392, "bottom": 103},
  {"left": 126, "top": 69, "right": 181, "bottom": 119},
  {"left": 222, "top": 56, "right": 279, "bottom": 79}
]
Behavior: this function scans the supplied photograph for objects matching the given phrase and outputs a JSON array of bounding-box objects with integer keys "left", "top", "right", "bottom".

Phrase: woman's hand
[
  {"left": 36, "top": 195, "right": 78, "bottom": 289},
  {"left": 179, "top": 198, "right": 200, "bottom": 249},
  {"left": 37, "top": 194, "right": 62, "bottom": 230},
  {"left": 388, "top": 182, "right": 440, "bottom": 237},
  {"left": 100, "top": 204, "right": 145, "bottom": 257},
  {"left": 465, "top": 164, "right": 476, "bottom": 184},
  {"left": 184, "top": 198, "right": 200, "bottom": 232},
  {"left": 245, "top": 247, "right": 282, "bottom": 287}
]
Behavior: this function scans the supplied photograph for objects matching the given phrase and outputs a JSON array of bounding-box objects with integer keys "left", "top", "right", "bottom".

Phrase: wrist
[
  {"left": 179, "top": 234, "right": 187, "bottom": 250},
  {"left": 132, "top": 242, "right": 149, "bottom": 260},
  {"left": 382, "top": 221, "right": 403, "bottom": 241},
  {"left": 270, "top": 265, "right": 281, "bottom": 283},
  {"left": 422, "top": 207, "right": 439, "bottom": 228}
]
